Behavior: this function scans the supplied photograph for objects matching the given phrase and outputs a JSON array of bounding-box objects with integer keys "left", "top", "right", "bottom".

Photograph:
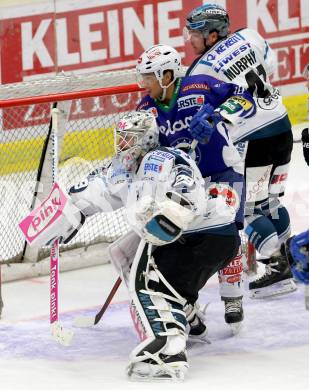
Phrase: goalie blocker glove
[
  {"left": 302, "top": 128, "right": 309, "bottom": 166},
  {"left": 19, "top": 183, "right": 86, "bottom": 248}
]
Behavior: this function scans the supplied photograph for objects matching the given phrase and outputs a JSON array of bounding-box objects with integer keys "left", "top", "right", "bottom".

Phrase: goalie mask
[{"left": 116, "top": 111, "right": 159, "bottom": 170}]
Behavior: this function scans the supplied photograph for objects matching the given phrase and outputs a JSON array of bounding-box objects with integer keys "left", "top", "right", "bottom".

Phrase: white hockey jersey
[
  {"left": 69, "top": 147, "right": 236, "bottom": 236},
  {"left": 188, "top": 28, "right": 291, "bottom": 142}
]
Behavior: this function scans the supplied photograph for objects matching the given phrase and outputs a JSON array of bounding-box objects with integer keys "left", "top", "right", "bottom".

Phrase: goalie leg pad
[{"left": 127, "top": 241, "right": 188, "bottom": 381}]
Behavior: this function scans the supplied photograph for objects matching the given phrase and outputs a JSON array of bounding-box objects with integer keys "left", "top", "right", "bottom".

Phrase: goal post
[{"left": 0, "top": 69, "right": 144, "bottom": 281}]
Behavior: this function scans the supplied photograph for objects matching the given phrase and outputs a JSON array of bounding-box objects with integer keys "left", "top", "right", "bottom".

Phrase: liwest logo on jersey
[
  {"left": 212, "top": 43, "right": 252, "bottom": 73},
  {"left": 202, "top": 33, "right": 245, "bottom": 65},
  {"left": 177, "top": 95, "right": 204, "bottom": 111}
]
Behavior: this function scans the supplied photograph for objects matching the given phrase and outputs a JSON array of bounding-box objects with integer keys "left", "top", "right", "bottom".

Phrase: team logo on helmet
[{"left": 147, "top": 48, "right": 161, "bottom": 60}]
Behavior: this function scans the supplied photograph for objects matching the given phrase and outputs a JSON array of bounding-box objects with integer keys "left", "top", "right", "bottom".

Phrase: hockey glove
[
  {"left": 133, "top": 195, "right": 195, "bottom": 246},
  {"left": 189, "top": 103, "right": 220, "bottom": 144},
  {"left": 19, "top": 183, "right": 86, "bottom": 247},
  {"left": 285, "top": 232, "right": 309, "bottom": 285},
  {"left": 301, "top": 128, "right": 309, "bottom": 166}
]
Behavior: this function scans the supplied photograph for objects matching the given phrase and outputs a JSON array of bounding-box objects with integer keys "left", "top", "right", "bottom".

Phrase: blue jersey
[{"left": 137, "top": 74, "right": 248, "bottom": 178}]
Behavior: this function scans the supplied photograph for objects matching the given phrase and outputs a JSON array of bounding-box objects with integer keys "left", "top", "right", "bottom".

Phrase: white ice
[{"left": 1, "top": 131, "right": 309, "bottom": 390}]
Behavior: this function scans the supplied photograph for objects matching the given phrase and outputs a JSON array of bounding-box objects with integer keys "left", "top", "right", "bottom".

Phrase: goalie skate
[
  {"left": 185, "top": 302, "right": 210, "bottom": 344},
  {"left": 127, "top": 350, "right": 188, "bottom": 382}
]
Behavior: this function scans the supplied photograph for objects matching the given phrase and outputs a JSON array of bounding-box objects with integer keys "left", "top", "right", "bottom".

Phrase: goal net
[
  {"left": 0, "top": 69, "right": 256, "bottom": 283},
  {"left": 0, "top": 70, "right": 144, "bottom": 279}
]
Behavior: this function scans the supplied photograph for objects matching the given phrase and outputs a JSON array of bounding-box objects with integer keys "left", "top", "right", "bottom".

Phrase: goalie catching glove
[{"left": 129, "top": 193, "right": 196, "bottom": 246}]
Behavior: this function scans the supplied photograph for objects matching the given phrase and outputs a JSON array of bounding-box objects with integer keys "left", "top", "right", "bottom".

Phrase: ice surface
[{"left": 1, "top": 134, "right": 309, "bottom": 390}]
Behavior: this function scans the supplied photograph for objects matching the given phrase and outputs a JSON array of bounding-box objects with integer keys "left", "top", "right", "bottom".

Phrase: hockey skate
[
  {"left": 185, "top": 302, "right": 210, "bottom": 344},
  {"left": 222, "top": 297, "right": 243, "bottom": 335},
  {"left": 249, "top": 247, "right": 297, "bottom": 299},
  {"left": 127, "top": 335, "right": 188, "bottom": 381}
]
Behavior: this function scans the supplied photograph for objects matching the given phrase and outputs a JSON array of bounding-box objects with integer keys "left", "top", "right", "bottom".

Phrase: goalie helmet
[
  {"left": 136, "top": 44, "right": 182, "bottom": 89},
  {"left": 116, "top": 111, "right": 159, "bottom": 170},
  {"left": 185, "top": 3, "right": 230, "bottom": 38}
]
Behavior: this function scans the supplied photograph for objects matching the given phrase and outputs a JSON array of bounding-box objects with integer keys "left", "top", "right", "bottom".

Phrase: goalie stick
[
  {"left": 74, "top": 276, "right": 122, "bottom": 327},
  {"left": 49, "top": 105, "right": 74, "bottom": 346},
  {"left": 74, "top": 240, "right": 149, "bottom": 327}
]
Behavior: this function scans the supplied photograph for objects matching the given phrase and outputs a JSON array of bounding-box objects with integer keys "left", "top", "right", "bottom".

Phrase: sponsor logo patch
[
  {"left": 144, "top": 162, "right": 162, "bottom": 173},
  {"left": 182, "top": 83, "right": 210, "bottom": 92},
  {"left": 149, "top": 107, "right": 158, "bottom": 117},
  {"left": 177, "top": 94, "right": 205, "bottom": 111},
  {"left": 208, "top": 183, "right": 239, "bottom": 209},
  {"left": 257, "top": 89, "right": 280, "bottom": 110}
]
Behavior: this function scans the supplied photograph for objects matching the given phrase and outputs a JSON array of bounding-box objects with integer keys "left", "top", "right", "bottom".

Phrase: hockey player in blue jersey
[
  {"left": 285, "top": 231, "right": 309, "bottom": 287},
  {"left": 183, "top": 3, "right": 296, "bottom": 299},
  {"left": 135, "top": 43, "right": 256, "bottom": 334},
  {"left": 284, "top": 65, "right": 309, "bottom": 308}
]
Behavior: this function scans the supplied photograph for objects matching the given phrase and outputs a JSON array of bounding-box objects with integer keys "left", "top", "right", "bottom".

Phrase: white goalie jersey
[
  {"left": 69, "top": 146, "right": 236, "bottom": 244},
  {"left": 188, "top": 28, "right": 290, "bottom": 142}
]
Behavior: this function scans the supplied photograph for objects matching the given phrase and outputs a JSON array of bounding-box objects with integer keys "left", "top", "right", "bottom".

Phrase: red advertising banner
[{"left": 0, "top": 0, "right": 308, "bottom": 87}]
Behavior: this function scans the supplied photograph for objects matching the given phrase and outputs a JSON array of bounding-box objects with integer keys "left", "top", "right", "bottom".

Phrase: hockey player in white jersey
[
  {"left": 36, "top": 111, "right": 240, "bottom": 381},
  {"left": 184, "top": 3, "right": 296, "bottom": 299}
]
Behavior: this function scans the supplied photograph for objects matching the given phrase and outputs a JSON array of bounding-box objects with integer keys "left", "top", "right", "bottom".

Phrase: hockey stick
[
  {"left": 190, "top": 139, "right": 198, "bottom": 152},
  {"left": 73, "top": 276, "right": 122, "bottom": 327},
  {"left": 49, "top": 105, "right": 74, "bottom": 346}
]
